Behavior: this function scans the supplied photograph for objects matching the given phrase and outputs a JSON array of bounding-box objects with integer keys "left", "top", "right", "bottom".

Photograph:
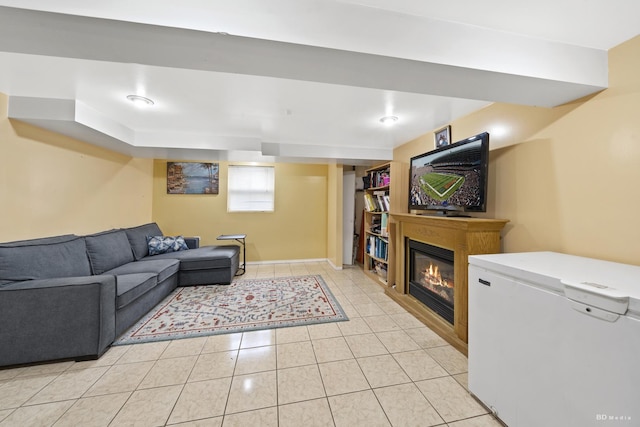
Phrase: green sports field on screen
[{"left": 419, "top": 172, "right": 465, "bottom": 201}]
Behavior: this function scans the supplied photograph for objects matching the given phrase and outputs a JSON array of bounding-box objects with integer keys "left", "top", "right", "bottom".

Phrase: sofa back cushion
[
  {"left": 84, "top": 230, "right": 135, "bottom": 275},
  {"left": 124, "top": 223, "right": 163, "bottom": 260},
  {"left": 0, "top": 235, "right": 92, "bottom": 285}
]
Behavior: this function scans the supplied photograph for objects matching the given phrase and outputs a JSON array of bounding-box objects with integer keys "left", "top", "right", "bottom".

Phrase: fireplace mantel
[{"left": 388, "top": 213, "right": 508, "bottom": 354}]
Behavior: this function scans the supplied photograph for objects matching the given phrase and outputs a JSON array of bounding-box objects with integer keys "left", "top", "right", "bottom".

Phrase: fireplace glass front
[{"left": 408, "top": 240, "right": 455, "bottom": 324}]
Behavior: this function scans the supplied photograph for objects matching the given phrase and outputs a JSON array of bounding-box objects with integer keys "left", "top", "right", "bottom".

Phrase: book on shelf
[
  {"left": 364, "top": 192, "right": 386, "bottom": 212},
  {"left": 374, "top": 261, "right": 388, "bottom": 281},
  {"left": 367, "top": 235, "right": 388, "bottom": 261},
  {"left": 380, "top": 213, "right": 388, "bottom": 237},
  {"left": 366, "top": 168, "right": 390, "bottom": 189}
]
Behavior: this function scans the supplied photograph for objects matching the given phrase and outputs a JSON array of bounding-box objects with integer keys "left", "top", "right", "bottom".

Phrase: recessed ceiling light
[
  {"left": 379, "top": 115, "right": 398, "bottom": 125},
  {"left": 126, "top": 94, "right": 154, "bottom": 107}
]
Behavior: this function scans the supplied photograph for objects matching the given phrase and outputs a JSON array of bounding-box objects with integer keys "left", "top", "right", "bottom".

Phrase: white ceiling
[{"left": 0, "top": 1, "right": 638, "bottom": 164}]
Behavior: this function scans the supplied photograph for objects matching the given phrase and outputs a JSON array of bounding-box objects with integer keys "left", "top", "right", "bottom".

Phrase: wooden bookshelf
[{"left": 362, "top": 162, "right": 408, "bottom": 287}]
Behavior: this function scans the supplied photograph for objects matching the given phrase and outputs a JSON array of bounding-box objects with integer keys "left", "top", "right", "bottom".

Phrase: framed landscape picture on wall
[{"left": 167, "top": 162, "right": 219, "bottom": 194}]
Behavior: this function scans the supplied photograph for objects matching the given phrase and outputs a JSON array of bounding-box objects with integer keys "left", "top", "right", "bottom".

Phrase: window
[{"left": 227, "top": 165, "right": 275, "bottom": 212}]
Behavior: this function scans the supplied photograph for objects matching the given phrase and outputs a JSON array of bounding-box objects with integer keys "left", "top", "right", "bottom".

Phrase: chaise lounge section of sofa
[{"left": 0, "top": 223, "right": 240, "bottom": 367}]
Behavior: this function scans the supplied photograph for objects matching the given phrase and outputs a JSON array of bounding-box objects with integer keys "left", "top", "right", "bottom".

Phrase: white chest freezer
[{"left": 468, "top": 252, "right": 640, "bottom": 427}]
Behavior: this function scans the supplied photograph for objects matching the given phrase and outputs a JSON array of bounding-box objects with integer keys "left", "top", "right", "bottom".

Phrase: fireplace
[{"left": 408, "top": 240, "right": 455, "bottom": 324}]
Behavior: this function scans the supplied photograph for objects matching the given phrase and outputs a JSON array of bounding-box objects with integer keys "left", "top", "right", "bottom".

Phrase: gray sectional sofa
[{"left": 0, "top": 222, "right": 239, "bottom": 367}]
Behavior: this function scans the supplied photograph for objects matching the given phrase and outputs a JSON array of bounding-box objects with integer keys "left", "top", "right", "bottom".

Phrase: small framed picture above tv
[{"left": 434, "top": 125, "right": 451, "bottom": 148}]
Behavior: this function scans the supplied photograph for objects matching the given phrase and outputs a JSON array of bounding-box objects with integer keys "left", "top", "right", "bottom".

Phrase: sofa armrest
[
  {"left": 0, "top": 275, "right": 117, "bottom": 367},
  {"left": 184, "top": 236, "right": 200, "bottom": 249}
]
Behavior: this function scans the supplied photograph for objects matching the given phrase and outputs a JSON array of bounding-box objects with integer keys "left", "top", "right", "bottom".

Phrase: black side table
[{"left": 217, "top": 234, "right": 246, "bottom": 276}]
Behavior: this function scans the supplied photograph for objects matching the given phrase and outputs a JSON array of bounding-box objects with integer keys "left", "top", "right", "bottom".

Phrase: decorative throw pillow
[{"left": 147, "top": 235, "right": 189, "bottom": 256}]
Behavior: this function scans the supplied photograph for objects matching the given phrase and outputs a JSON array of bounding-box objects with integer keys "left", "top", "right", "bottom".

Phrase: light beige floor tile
[
  {"left": 13, "top": 361, "right": 74, "bottom": 379},
  {"left": 202, "top": 333, "right": 242, "bottom": 353},
  {"left": 0, "top": 374, "right": 57, "bottom": 409},
  {"left": 404, "top": 326, "right": 448, "bottom": 348},
  {"left": 27, "top": 366, "right": 109, "bottom": 404},
  {"left": 448, "top": 414, "right": 504, "bottom": 427},
  {"left": 222, "top": 406, "right": 278, "bottom": 427},
  {"left": 356, "top": 354, "right": 411, "bottom": 388},
  {"left": 318, "top": 359, "right": 369, "bottom": 396},
  {"left": 0, "top": 370, "right": 19, "bottom": 382},
  {"left": 84, "top": 361, "right": 154, "bottom": 397},
  {"left": 189, "top": 351, "right": 238, "bottom": 382},
  {"left": 139, "top": 355, "right": 197, "bottom": 389},
  {"left": 389, "top": 312, "right": 426, "bottom": 329},
  {"left": 240, "top": 330, "right": 275, "bottom": 349},
  {"left": 363, "top": 314, "right": 401, "bottom": 332},
  {"left": 0, "top": 409, "right": 11, "bottom": 423},
  {"left": 377, "top": 330, "right": 421, "bottom": 353},
  {"left": 453, "top": 372, "right": 469, "bottom": 389},
  {"left": 0, "top": 400, "right": 74, "bottom": 427},
  {"left": 328, "top": 390, "right": 391, "bottom": 427},
  {"left": 307, "top": 322, "right": 342, "bottom": 340},
  {"left": 225, "top": 370, "right": 277, "bottom": 414},
  {"left": 312, "top": 337, "right": 354, "bottom": 363},
  {"left": 277, "top": 365, "right": 325, "bottom": 405},
  {"left": 274, "top": 264, "right": 293, "bottom": 275},
  {"left": 416, "top": 376, "right": 487, "bottom": 422},
  {"left": 234, "top": 346, "right": 276, "bottom": 375},
  {"left": 275, "top": 326, "right": 310, "bottom": 344},
  {"left": 344, "top": 333, "right": 389, "bottom": 358},
  {"left": 337, "top": 318, "right": 373, "bottom": 336},
  {"left": 53, "top": 392, "right": 130, "bottom": 427},
  {"left": 68, "top": 346, "right": 130, "bottom": 370},
  {"left": 168, "top": 377, "right": 232, "bottom": 424},
  {"left": 110, "top": 384, "right": 182, "bottom": 426},
  {"left": 161, "top": 337, "right": 207, "bottom": 359},
  {"left": 345, "top": 294, "right": 375, "bottom": 306},
  {"left": 352, "top": 302, "right": 386, "bottom": 317},
  {"left": 278, "top": 398, "right": 334, "bottom": 427},
  {"left": 368, "top": 292, "right": 395, "bottom": 304},
  {"left": 374, "top": 383, "right": 444, "bottom": 427},
  {"left": 426, "top": 345, "right": 468, "bottom": 375},
  {"left": 392, "top": 349, "right": 448, "bottom": 381},
  {"left": 277, "top": 341, "right": 317, "bottom": 369},
  {"left": 337, "top": 301, "right": 360, "bottom": 318},
  {"left": 378, "top": 301, "right": 409, "bottom": 315},
  {"left": 116, "top": 341, "right": 170, "bottom": 364},
  {"left": 168, "top": 416, "right": 223, "bottom": 426}
]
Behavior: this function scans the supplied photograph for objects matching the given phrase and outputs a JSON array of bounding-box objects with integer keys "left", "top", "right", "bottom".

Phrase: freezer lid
[
  {"left": 468, "top": 252, "right": 640, "bottom": 317},
  {"left": 562, "top": 280, "right": 629, "bottom": 314}
]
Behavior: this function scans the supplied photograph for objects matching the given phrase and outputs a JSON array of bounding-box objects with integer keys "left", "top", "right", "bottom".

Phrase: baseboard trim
[
  {"left": 246, "top": 258, "right": 328, "bottom": 266},
  {"left": 245, "top": 258, "right": 345, "bottom": 271}
]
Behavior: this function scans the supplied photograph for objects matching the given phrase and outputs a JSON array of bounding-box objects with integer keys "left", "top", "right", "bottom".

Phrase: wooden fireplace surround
[{"left": 388, "top": 213, "right": 508, "bottom": 355}]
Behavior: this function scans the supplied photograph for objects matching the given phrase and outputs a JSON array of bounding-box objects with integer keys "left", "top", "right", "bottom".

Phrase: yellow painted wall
[
  {"left": 152, "top": 160, "right": 328, "bottom": 261},
  {"left": 326, "top": 164, "right": 343, "bottom": 268},
  {"left": 0, "top": 93, "right": 153, "bottom": 241},
  {"left": 394, "top": 35, "right": 640, "bottom": 265}
]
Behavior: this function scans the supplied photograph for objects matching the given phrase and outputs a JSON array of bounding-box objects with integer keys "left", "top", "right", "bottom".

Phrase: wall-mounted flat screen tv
[{"left": 409, "top": 132, "right": 489, "bottom": 214}]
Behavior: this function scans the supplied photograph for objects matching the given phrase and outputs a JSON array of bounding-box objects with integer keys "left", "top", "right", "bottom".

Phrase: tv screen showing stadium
[{"left": 409, "top": 137, "right": 487, "bottom": 212}]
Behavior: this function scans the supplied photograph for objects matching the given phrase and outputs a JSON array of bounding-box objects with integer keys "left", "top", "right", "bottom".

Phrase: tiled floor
[{"left": 0, "top": 262, "right": 502, "bottom": 427}]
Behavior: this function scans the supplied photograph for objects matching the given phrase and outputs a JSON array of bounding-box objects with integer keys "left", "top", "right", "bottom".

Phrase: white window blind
[{"left": 227, "top": 165, "right": 275, "bottom": 212}]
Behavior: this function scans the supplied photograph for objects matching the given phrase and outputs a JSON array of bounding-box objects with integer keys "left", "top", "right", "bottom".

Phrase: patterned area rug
[{"left": 114, "top": 274, "right": 347, "bottom": 345}]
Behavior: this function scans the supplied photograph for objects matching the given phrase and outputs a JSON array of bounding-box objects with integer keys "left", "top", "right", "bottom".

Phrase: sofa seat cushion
[
  {"left": 0, "top": 235, "right": 92, "bottom": 286},
  {"left": 85, "top": 230, "right": 135, "bottom": 275},
  {"left": 142, "top": 246, "right": 239, "bottom": 271},
  {"left": 106, "top": 259, "right": 179, "bottom": 284},
  {"left": 124, "top": 223, "right": 163, "bottom": 260},
  {"left": 114, "top": 273, "right": 158, "bottom": 309}
]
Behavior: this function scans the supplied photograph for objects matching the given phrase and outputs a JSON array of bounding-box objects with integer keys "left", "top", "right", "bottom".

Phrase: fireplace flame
[{"left": 422, "top": 262, "right": 453, "bottom": 289}]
